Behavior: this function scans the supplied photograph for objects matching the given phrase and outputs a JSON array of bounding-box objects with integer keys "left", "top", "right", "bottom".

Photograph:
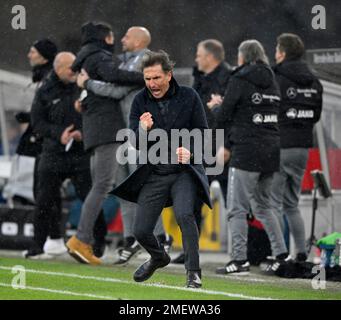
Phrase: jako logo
[
  {"left": 253, "top": 114, "right": 264, "bottom": 124},
  {"left": 286, "top": 108, "right": 298, "bottom": 119}
]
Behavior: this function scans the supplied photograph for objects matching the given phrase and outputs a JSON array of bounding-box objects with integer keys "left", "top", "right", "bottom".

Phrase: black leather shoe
[
  {"left": 186, "top": 270, "right": 202, "bottom": 288},
  {"left": 133, "top": 254, "right": 171, "bottom": 282}
]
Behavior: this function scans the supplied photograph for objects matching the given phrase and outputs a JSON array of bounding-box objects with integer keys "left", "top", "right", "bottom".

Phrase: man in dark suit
[{"left": 112, "top": 50, "right": 211, "bottom": 288}]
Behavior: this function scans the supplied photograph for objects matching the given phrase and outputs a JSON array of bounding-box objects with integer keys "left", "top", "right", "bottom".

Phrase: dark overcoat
[{"left": 111, "top": 78, "right": 212, "bottom": 208}]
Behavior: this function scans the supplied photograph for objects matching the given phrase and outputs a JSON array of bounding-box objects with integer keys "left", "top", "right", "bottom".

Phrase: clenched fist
[
  {"left": 140, "top": 112, "right": 154, "bottom": 131},
  {"left": 176, "top": 147, "right": 192, "bottom": 164}
]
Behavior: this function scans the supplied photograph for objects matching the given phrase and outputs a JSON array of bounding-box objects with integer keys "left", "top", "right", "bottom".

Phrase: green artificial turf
[{"left": 0, "top": 257, "right": 340, "bottom": 300}]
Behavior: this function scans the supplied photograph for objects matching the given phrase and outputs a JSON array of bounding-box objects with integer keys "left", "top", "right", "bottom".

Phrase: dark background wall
[{"left": 1, "top": 0, "right": 340, "bottom": 73}]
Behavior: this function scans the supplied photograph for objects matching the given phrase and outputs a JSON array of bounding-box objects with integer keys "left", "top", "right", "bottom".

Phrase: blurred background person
[
  {"left": 16, "top": 39, "right": 58, "bottom": 200},
  {"left": 270, "top": 33, "right": 323, "bottom": 262},
  {"left": 67, "top": 21, "right": 145, "bottom": 264},
  {"left": 26, "top": 52, "right": 106, "bottom": 260},
  {"left": 210, "top": 40, "right": 290, "bottom": 275},
  {"left": 77, "top": 26, "right": 173, "bottom": 265},
  {"left": 172, "top": 39, "right": 232, "bottom": 264}
]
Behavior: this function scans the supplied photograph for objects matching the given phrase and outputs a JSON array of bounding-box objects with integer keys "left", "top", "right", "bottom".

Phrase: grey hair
[
  {"left": 198, "top": 39, "right": 225, "bottom": 62},
  {"left": 238, "top": 40, "right": 269, "bottom": 65}
]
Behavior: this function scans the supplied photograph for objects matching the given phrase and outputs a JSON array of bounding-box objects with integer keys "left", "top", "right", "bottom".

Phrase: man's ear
[
  {"left": 277, "top": 47, "right": 286, "bottom": 61},
  {"left": 207, "top": 53, "right": 214, "bottom": 63},
  {"left": 282, "top": 50, "right": 287, "bottom": 60},
  {"left": 135, "top": 39, "right": 142, "bottom": 49}
]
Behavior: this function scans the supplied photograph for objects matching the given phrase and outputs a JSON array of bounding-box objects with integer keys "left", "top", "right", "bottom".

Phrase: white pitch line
[
  {"left": 0, "top": 266, "right": 275, "bottom": 300},
  {"left": 0, "top": 282, "right": 119, "bottom": 300}
]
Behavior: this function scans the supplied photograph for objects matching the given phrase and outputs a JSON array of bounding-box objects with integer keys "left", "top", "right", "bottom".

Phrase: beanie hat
[{"left": 33, "top": 38, "right": 58, "bottom": 62}]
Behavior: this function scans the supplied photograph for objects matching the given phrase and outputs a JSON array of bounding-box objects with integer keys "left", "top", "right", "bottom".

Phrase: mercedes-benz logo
[
  {"left": 251, "top": 93, "right": 262, "bottom": 104},
  {"left": 286, "top": 87, "right": 297, "bottom": 99}
]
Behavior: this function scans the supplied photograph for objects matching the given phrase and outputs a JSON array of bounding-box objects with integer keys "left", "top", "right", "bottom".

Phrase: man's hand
[
  {"left": 70, "top": 130, "right": 82, "bottom": 142},
  {"left": 176, "top": 147, "right": 191, "bottom": 164},
  {"left": 60, "top": 124, "right": 74, "bottom": 145},
  {"left": 74, "top": 100, "right": 83, "bottom": 113},
  {"left": 140, "top": 112, "right": 154, "bottom": 131},
  {"left": 77, "top": 69, "right": 90, "bottom": 89},
  {"left": 207, "top": 94, "right": 223, "bottom": 109},
  {"left": 216, "top": 147, "right": 231, "bottom": 166}
]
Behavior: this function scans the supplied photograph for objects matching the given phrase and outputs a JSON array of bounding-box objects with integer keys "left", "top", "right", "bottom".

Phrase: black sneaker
[
  {"left": 216, "top": 260, "right": 250, "bottom": 275},
  {"left": 113, "top": 241, "right": 141, "bottom": 265},
  {"left": 260, "top": 255, "right": 293, "bottom": 276},
  {"left": 295, "top": 252, "right": 308, "bottom": 262},
  {"left": 171, "top": 252, "right": 185, "bottom": 264},
  {"left": 23, "top": 248, "right": 52, "bottom": 260},
  {"left": 160, "top": 234, "right": 173, "bottom": 254},
  {"left": 186, "top": 270, "right": 202, "bottom": 288},
  {"left": 133, "top": 253, "right": 171, "bottom": 282}
]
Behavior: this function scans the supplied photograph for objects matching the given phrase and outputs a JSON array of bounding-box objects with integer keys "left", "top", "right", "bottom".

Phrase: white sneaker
[{"left": 43, "top": 237, "right": 68, "bottom": 255}]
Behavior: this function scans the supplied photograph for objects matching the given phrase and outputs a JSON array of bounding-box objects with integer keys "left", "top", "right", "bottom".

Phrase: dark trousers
[
  {"left": 134, "top": 170, "right": 200, "bottom": 271},
  {"left": 33, "top": 152, "right": 106, "bottom": 249},
  {"left": 33, "top": 154, "right": 62, "bottom": 242}
]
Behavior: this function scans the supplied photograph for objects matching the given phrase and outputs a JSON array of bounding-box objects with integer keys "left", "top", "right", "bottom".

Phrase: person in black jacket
[
  {"left": 112, "top": 50, "right": 211, "bottom": 288},
  {"left": 193, "top": 39, "right": 232, "bottom": 129},
  {"left": 270, "top": 33, "right": 323, "bottom": 262},
  {"left": 209, "top": 40, "right": 290, "bottom": 275},
  {"left": 16, "top": 39, "right": 58, "bottom": 199},
  {"left": 76, "top": 26, "right": 174, "bottom": 265},
  {"left": 26, "top": 52, "right": 106, "bottom": 261},
  {"left": 66, "top": 22, "right": 144, "bottom": 264},
  {"left": 194, "top": 39, "right": 233, "bottom": 185}
]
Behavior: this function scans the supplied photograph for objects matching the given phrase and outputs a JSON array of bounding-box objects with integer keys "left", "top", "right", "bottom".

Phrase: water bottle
[{"left": 320, "top": 248, "right": 333, "bottom": 267}]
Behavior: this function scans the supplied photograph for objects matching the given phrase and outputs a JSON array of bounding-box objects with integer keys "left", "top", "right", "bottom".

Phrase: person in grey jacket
[{"left": 77, "top": 26, "right": 173, "bottom": 265}]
